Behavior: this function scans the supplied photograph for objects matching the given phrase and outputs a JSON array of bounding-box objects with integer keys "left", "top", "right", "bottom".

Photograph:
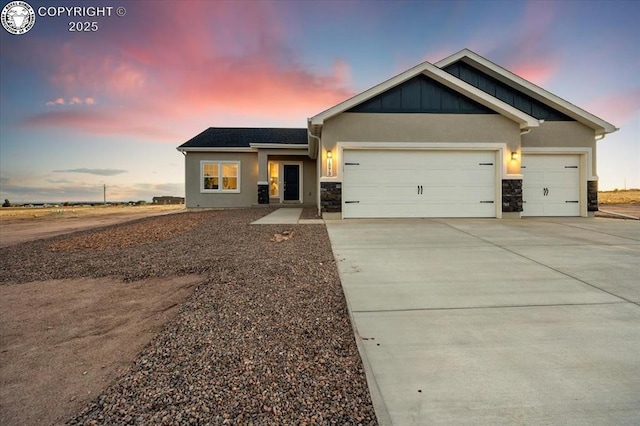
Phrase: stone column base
[
  {"left": 320, "top": 182, "right": 342, "bottom": 213},
  {"left": 587, "top": 181, "right": 598, "bottom": 211},
  {"left": 257, "top": 184, "right": 269, "bottom": 204},
  {"left": 502, "top": 179, "right": 523, "bottom": 213}
]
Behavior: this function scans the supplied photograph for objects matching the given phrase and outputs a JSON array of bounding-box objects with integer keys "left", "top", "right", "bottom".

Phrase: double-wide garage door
[{"left": 343, "top": 150, "right": 496, "bottom": 218}]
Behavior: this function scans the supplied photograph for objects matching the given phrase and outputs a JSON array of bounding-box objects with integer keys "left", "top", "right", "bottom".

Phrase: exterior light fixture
[
  {"left": 326, "top": 150, "right": 333, "bottom": 177},
  {"left": 511, "top": 151, "right": 519, "bottom": 161}
]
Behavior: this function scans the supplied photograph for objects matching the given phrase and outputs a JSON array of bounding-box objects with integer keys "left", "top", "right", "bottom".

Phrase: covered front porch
[{"left": 255, "top": 145, "right": 317, "bottom": 206}]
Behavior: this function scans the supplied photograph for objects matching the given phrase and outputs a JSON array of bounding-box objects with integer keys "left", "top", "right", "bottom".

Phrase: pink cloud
[
  {"left": 480, "top": 0, "right": 561, "bottom": 86},
  {"left": 45, "top": 97, "right": 97, "bottom": 107},
  {"left": 46, "top": 98, "right": 65, "bottom": 106},
  {"left": 22, "top": 1, "right": 353, "bottom": 141},
  {"left": 583, "top": 89, "right": 640, "bottom": 125},
  {"left": 508, "top": 61, "right": 560, "bottom": 86},
  {"left": 23, "top": 108, "right": 180, "bottom": 141}
]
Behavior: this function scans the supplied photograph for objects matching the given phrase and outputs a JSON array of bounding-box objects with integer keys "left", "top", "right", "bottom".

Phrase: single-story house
[{"left": 177, "top": 49, "right": 617, "bottom": 219}]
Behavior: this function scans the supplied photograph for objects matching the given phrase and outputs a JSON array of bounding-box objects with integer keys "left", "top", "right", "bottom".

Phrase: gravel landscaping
[{"left": 0, "top": 208, "right": 376, "bottom": 424}]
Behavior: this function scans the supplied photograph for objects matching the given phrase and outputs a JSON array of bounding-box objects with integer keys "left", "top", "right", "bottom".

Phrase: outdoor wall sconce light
[
  {"left": 326, "top": 151, "right": 333, "bottom": 177},
  {"left": 511, "top": 151, "right": 519, "bottom": 161}
]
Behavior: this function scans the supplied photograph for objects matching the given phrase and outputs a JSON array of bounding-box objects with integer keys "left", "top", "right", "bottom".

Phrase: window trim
[{"left": 200, "top": 160, "right": 241, "bottom": 193}]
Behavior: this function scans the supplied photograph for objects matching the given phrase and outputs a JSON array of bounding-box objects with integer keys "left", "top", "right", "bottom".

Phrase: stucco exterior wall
[
  {"left": 184, "top": 152, "right": 258, "bottom": 208},
  {"left": 522, "top": 121, "right": 597, "bottom": 172},
  {"left": 184, "top": 152, "right": 316, "bottom": 208},
  {"left": 319, "top": 113, "right": 521, "bottom": 177}
]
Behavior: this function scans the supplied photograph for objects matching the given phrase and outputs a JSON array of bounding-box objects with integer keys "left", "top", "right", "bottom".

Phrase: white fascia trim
[
  {"left": 522, "top": 147, "right": 596, "bottom": 180},
  {"left": 435, "top": 49, "right": 618, "bottom": 135},
  {"left": 309, "top": 61, "right": 538, "bottom": 130},
  {"left": 178, "top": 147, "right": 257, "bottom": 153},
  {"left": 338, "top": 141, "right": 507, "bottom": 150},
  {"left": 249, "top": 143, "right": 308, "bottom": 149}
]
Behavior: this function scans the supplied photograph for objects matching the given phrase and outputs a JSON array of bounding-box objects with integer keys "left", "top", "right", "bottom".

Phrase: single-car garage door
[
  {"left": 522, "top": 154, "right": 580, "bottom": 216},
  {"left": 342, "top": 150, "right": 497, "bottom": 218}
]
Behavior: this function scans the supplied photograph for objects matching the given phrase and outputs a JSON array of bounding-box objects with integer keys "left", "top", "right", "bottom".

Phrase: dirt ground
[
  {"left": 0, "top": 205, "right": 198, "bottom": 425},
  {"left": 0, "top": 208, "right": 376, "bottom": 425},
  {"left": 596, "top": 203, "right": 640, "bottom": 219},
  {"left": 0, "top": 275, "right": 203, "bottom": 425},
  {"left": 0, "top": 205, "right": 184, "bottom": 247}
]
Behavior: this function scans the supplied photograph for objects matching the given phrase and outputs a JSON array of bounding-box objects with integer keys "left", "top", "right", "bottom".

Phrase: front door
[{"left": 283, "top": 164, "right": 300, "bottom": 201}]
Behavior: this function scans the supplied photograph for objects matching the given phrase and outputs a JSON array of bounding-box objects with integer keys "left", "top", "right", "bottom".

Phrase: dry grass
[
  {"left": 598, "top": 189, "right": 640, "bottom": 204},
  {"left": 0, "top": 204, "right": 183, "bottom": 220}
]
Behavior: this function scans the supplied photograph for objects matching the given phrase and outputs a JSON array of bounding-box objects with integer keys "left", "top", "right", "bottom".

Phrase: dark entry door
[{"left": 283, "top": 165, "right": 300, "bottom": 201}]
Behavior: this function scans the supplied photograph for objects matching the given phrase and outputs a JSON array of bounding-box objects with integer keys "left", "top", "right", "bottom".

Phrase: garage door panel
[
  {"left": 343, "top": 150, "right": 497, "bottom": 218},
  {"left": 384, "top": 169, "right": 421, "bottom": 182},
  {"left": 522, "top": 154, "right": 580, "bottom": 217}
]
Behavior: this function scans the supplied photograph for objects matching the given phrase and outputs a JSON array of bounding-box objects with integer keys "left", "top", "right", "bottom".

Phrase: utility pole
[{"left": 103, "top": 184, "right": 106, "bottom": 205}]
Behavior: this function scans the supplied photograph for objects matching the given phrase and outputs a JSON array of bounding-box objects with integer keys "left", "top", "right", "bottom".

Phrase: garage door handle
[
  {"left": 345, "top": 162, "right": 360, "bottom": 166},
  {"left": 565, "top": 201, "right": 579, "bottom": 203},
  {"left": 480, "top": 201, "right": 494, "bottom": 203},
  {"left": 417, "top": 185, "right": 423, "bottom": 195},
  {"left": 564, "top": 166, "right": 578, "bottom": 169},
  {"left": 543, "top": 187, "right": 549, "bottom": 196},
  {"left": 479, "top": 162, "right": 494, "bottom": 166},
  {"left": 345, "top": 201, "right": 360, "bottom": 204}
]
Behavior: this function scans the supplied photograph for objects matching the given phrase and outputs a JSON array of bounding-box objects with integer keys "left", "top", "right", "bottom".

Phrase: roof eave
[
  {"left": 249, "top": 143, "right": 308, "bottom": 149},
  {"left": 176, "top": 147, "right": 257, "bottom": 153},
  {"left": 436, "top": 49, "right": 617, "bottom": 134},
  {"left": 309, "top": 59, "right": 538, "bottom": 130}
]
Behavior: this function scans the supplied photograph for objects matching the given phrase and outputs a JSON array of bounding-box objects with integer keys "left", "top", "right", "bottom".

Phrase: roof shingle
[{"left": 178, "top": 127, "right": 308, "bottom": 149}]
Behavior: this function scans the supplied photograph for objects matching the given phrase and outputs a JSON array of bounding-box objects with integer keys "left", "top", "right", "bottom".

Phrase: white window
[{"left": 201, "top": 161, "right": 240, "bottom": 193}]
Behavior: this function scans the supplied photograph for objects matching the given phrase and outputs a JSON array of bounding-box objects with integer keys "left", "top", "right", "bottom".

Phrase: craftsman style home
[{"left": 177, "top": 49, "right": 617, "bottom": 219}]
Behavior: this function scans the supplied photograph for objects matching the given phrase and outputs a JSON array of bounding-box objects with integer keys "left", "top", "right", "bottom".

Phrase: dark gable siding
[
  {"left": 444, "top": 61, "right": 574, "bottom": 121},
  {"left": 347, "top": 74, "right": 496, "bottom": 114}
]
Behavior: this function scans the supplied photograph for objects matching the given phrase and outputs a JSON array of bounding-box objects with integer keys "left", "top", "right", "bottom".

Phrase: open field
[
  {"left": 597, "top": 190, "right": 640, "bottom": 219},
  {"left": 0, "top": 204, "right": 183, "bottom": 220},
  {"left": 598, "top": 189, "right": 640, "bottom": 204},
  {"left": 0, "top": 204, "right": 185, "bottom": 247}
]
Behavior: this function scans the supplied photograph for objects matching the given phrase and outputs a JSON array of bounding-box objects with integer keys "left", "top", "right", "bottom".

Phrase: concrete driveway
[{"left": 326, "top": 218, "right": 640, "bottom": 425}]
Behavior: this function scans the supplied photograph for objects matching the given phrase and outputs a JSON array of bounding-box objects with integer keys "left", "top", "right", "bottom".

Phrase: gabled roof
[
  {"left": 435, "top": 49, "right": 618, "bottom": 136},
  {"left": 308, "top": 60, "right": 540, "bottom": 132},
  {"left": 177, "top": 127, "right": 308, "bottom": 151}
]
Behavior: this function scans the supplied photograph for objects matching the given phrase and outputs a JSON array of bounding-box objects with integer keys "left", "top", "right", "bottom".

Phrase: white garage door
[
  {"left": 522, "top": 154, "right": 580, "bottom": 216},
  {"left": 342, "top": 150, "right": 496, "bottom": 218}
]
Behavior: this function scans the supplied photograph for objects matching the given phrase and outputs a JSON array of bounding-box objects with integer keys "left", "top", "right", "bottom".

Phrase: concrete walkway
[
  {"left": 251, "top": 208, "right": 324, "bottom": 225},
  {"left": 326, "top": 218, "right": 640, "bottom": 425},
  {"left": 251, "top": 208, "right": 303, "bottom": 224}
]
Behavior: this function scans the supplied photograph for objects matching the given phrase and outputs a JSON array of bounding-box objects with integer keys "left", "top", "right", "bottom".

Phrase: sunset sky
[{"left": 1, "top": 0, "right": 638, "bottom": 203}]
